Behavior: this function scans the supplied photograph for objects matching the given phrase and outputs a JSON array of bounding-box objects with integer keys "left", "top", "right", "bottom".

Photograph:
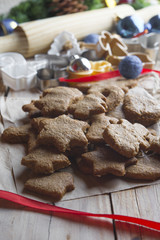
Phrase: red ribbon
[
  {"left": 59, "top": 68, "right": 160, "bottom": 83},
  {"left": 0, "top": 190, "right": 160, "bottom": 231}
]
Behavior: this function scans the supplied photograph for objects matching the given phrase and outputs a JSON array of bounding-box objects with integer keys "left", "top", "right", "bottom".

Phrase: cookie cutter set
[
  {"left": 0, "top": 32, "right": 80, "bottom": 91},
  {"left": 123, "top": 32, "right": 160, "bottom": 62},
  {"left": 1, "top": 31, "right": 160, "bottom": 91}
]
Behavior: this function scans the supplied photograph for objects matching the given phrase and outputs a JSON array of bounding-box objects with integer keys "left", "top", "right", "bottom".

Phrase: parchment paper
[
  {"left": 0, "top": 112, "right": 17, "bottom": 193},
  {"left": 1, "top": 88, "right": 160, "bottom": 203}
]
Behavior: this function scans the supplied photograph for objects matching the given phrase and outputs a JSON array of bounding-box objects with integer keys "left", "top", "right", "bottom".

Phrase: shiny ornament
[
  {"left": 0, "top": 18, "right": 18, "bottom": 36},
  {"left": 83, "top": 33, "right": 100, "bottom": 44},
  {"left": 116, "top": 15, "right": 145, "bottom": 38},
  {"left": 119, "top": 55, "right": 143, "bottom": 79},
  {"left": 69, "top": 56, "right": 91, "bottom": 72},
  {"left": 147, "top": 14, "right": 160, "bottom": 33}
]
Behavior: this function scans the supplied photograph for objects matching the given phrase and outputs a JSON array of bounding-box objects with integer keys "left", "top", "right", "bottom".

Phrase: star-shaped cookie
[
  {"left": 77, "top": 146, "right": 137, "bottom": 177},
  {"left": 25, "top": 172, "right": 74, "bottom": 201},
  {"left": 125, "top": 153, "right": 160, "bottom": 180},
  {"left": 37, "top": 114, "right": 89, "bottom": 152},
  {"left": 22, "top": 147, "right": 71, "bottom": 174},
  {"left": 86, "top": 113, "right": 118, "bottom": 143},
  {"left": 34, "top": 87, "right": 83, "bottom": 117},
  {"left": 68, "top": 92, "right": 108, "bottom": 120}
]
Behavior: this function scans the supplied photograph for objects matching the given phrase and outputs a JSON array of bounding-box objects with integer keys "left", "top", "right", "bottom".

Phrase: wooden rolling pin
[{"left": 0, "top": 4, "right": 159, "bottom": 58}]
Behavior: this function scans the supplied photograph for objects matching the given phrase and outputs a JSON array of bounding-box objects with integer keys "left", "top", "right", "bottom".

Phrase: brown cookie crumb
[{"left": 25, "top": 172, "right": 74, "bottom": 201}]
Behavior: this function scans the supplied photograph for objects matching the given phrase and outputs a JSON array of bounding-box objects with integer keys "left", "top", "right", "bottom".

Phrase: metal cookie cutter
[
  {"left": 139, "top": 33, "right": 160, "bottom": 62},
  {"left": 37, "top": 67, "right": 69, "bottom": 91},
  {"left": 35, "top": 54, "right": 69, "bottom": 90},
  {"left": 123, "top": 33, "right": 160, "bottom": 62}
]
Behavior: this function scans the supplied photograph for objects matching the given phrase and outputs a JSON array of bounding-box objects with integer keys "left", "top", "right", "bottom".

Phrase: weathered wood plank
[
  {"left": 0, "top": 195, "right": 115, "bottom": 240},
  {"left": 111, "top": 186, "right": 160, "bottom": 240},
  {"left": 135, "top": 184, "right": 160, "bottom": 240},
  {"left": 53, "top": 194, "right": 115, "bottom": 240},
  {"left": 0, "top": 199, "right": 52, "bottom": 240}
]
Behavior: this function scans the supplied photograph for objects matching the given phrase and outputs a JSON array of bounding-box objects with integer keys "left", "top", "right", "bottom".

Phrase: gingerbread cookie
[
  {"left": 77, "top": 146, "right": 137, "bottom": 176},
  {"left": 27, "top": 129, "right": 38, "bottom": 153},
  {"left": 149, "top": 136, "right": 160, "bottom": 154},
  {"left": 31, "top": 117, "right": 50, "bottom": 132},
  {"left": 70, "top": 77, "right": 138, "bottom": 94},
  {"left": 103, "top": 119, "right": 153, "bottom": 158},
  {"left": 123, "top": 94, "right": 160, "bottom": 127},
  {"left": 86, "top": 113, "right": 118, "bottom": 143},
  {"left": 125, "top": 153, "right": 160, "bottom": 180},
  {"left": 1, "top": 124, "right": 31, "bottom": 143},
  {"left": 25, "top": 172, "right": 74, "bottom": 201},
  {"left": 34, "top": 87, "right": 83, "bottom": 117},
  {"left": 22, "top": 147, "right": 71, "bottom": 174},
  {"left": 22, "top": 101, "right": 41, "bottom": 118},
  {"left": 68, "top": 92, "right": 108, "bottom": 120},
  {"left": 37, "top": 114, "right": 89, "bottom": 152},
  {"left": 88, "top": 85, "right": 125, "bottom": 112},
  {"left": 87, "top": 78, "right": 137, "bottom": 93}
]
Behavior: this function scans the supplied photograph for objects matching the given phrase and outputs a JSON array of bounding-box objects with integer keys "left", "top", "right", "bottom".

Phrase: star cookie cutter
[{"left": 123, "top": 32, "right": 160, "bottom": 62}]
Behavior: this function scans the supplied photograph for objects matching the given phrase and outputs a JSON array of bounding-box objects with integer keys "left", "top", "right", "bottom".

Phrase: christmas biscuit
[
  {"left": 77, "top": 146, "right": 137, "bottom": 177},
  {"left": 1, "top": 123, "right": 31, "bottom": 143},
  {"left": 25, "top": 172, "right": 74, "bottom": 201},
  {"left": 22, "top": 147, "right": 71, "bottom": 174},
  {"left": 123, "top": 94, "right": 160, "bottom": 127},
  {"left": 36, "top": 114, "right": 89, "bottom": 152},
  {"left": 86, "top": 113, "right": 118, "bottom": 143},
  {"left": 125, "top": 154, "right": 160, "bottom": 180},
  {"left": 34, "top": 86, "right": 83, "bottom": 117},
  {"left": 68, "top": 92, "right": 108, "bottom": 120},
  {"left": 88, "top": 85, "right": 125, "bottom": 112},
  {"left": 22, "top": 100, "right": 41, "bottom": 118},
  {"left": 103, "top": 119, "right": 154, "bottom": 158}
]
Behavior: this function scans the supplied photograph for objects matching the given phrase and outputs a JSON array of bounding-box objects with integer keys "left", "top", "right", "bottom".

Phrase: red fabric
[
  {"left": 0, "top": 190, "right": 160, "bottom": 231},
  {"left": 59, "top": 68, "right": 160, "bottom": 83},
  {"left": 59, "top": 70, "right": 121, "bottom": 83}
]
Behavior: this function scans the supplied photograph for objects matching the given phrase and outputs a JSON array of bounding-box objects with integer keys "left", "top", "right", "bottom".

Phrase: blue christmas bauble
[
  {"left": 119, "top": 55, "right": 143, "bottom": 79},
  {"left": 116, "top": 15, "right": 145, "bottom": 38},
  {"left": 83, "top": 33, "right": 100, "bottom": 44},
  {"left": 0, "top": 18, "right": 18, "bottom": 36},
  {"left": 148, "top": 14, "right": 160, "bottom": 33}
]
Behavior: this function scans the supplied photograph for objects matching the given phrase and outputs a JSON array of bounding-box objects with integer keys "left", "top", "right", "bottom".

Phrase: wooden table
[{"left": 0, "top": 75, "right": 160, "bottom": 240}]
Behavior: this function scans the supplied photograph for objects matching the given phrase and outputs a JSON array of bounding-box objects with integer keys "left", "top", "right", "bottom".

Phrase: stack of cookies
[{"left": 2, "top": 79, "right": 160, "bottom": 201}]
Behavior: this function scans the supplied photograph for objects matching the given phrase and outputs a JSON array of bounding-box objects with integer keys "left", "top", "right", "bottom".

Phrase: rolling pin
[{"left": 0, "top": 4, "right": 159, "bottom": 58}]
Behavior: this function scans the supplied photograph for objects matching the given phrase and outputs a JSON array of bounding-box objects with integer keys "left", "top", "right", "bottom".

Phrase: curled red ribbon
[
  {"left": 59, "top": 68, "right": 160, "bottom": 83},
  {"left": 0, "top": 190, "right": 160, "bottom": 231}
]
